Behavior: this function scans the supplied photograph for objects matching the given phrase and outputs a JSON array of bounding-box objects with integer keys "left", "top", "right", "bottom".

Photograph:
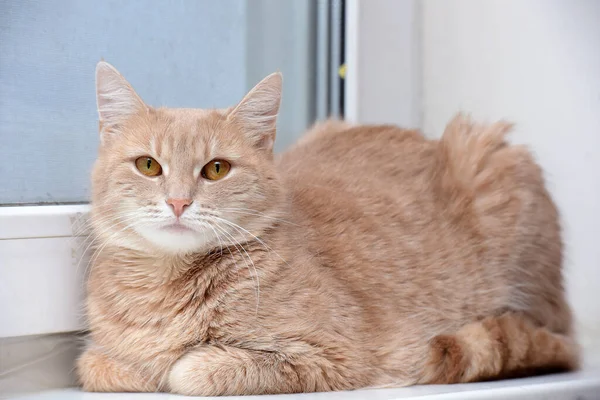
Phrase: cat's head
[{"left": 91, "top": 61, "right": 285, "bottom": 255}]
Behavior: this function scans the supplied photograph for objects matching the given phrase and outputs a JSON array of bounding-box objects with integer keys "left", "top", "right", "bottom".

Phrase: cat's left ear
[{"left": 228, "top": 72, "right": 282, "bottom": 152}]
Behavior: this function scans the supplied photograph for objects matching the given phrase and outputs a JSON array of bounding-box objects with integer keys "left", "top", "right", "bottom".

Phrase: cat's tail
[
  {"left": 437, "top": 113, "right": 517, "bottom": 187},
  {"left": 437, "top": 114, "right": 573, "bottom": 336},
  {"left": 420, "top": 312, "right": 579, "bottom": 384}
]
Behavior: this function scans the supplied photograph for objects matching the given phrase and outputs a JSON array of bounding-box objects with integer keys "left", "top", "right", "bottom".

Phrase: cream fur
[{"left": 78, "top": 62, "right": 578, "bottom": 395}]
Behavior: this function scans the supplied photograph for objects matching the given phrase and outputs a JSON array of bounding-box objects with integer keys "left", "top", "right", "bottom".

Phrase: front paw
[
  {"left": 77, "top": 348, "right": 157, "bottom": 392},
  {"left": 168, "top": 347, "right": 239, "bottom": 396}
]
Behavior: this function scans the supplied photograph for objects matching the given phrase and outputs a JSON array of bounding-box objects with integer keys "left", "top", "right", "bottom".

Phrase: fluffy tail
[
  {"left": 438, "top": 114, "right": 514, "bottom": 184},
  {"left": 421, "top": 312, "right": 579, "bottom": 384},
  {"left": 433, "top": 114, "right": 524, "bottom": 223}
]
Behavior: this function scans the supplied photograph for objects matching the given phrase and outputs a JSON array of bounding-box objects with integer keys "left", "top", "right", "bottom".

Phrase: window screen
[{"left": 0, "top": 0, "right": 318, "bottom": 204}]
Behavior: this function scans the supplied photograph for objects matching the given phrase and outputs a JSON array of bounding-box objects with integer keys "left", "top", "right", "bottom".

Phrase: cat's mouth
[{"left": 161, "top": 222, "right": 195, "bottom": 234}]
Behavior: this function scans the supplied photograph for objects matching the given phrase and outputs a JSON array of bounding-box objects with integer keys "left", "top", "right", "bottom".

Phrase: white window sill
[
  {"left": 0, "top": 205, "right": 90, "bottom": 338},
  {"left": 10, "top": 369, "right": 600, "bottom": 399}
]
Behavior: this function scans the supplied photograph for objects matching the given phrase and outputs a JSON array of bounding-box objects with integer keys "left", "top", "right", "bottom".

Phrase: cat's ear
[
  {"left": 95, "top": 61, "right": 147, "bottom": 139},
  {"left": 228, "top": 72, "right": 282, "bottom": 152}
]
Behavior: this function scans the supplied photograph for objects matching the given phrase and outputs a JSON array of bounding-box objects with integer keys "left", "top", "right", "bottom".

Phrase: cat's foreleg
[{"left": 167, "top": 344, "right": 350, "bottom": 395}]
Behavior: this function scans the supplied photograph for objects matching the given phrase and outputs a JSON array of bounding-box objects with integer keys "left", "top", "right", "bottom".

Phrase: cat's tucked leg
[
  {"left": 167, "top": 345, "right": 351, "bottom": 396},
  {"left": 420, "top": 312, "right": 579, "bottom": 384},
  {"left": 77, "top": 348, "right": 160, "bottom": 392}
]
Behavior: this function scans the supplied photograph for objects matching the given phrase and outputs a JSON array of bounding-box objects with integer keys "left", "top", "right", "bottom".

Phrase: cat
[{"left": 77, "top": 61, "right": 578, "bottom": 396}]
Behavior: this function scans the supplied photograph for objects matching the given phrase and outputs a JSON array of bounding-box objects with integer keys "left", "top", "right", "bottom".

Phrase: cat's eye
[
  {"left": 135, "top": 156, "right": 162, "bottom": 177},
  {"left": 201, "top": 159, "right": 231, "bottom": 181}
]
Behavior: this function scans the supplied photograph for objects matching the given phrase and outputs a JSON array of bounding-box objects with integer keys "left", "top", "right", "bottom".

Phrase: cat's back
[
  {"left": 277, "top": 116, "right": 570, "bottom": 337},
  {"left": 277, "top": 120, "right": 439, "bottom": 257},
  {"left": 278, "top": 120, "right": 435, "bottom": 199}
]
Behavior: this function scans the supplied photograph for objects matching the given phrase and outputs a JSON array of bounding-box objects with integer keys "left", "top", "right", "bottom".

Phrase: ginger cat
[{"left": 77, "top": 61, "right": 578, "bottom": 395}]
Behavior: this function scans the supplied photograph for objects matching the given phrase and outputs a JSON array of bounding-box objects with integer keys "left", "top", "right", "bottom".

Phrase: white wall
[
  {"left": 422, "top": 0, "right": 600, "bottom": 366},
  {"left": 345, "top": 0, "right": 421, "bottom": 128}
]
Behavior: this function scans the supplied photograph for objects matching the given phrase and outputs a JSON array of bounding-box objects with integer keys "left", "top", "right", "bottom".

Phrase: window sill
[
  {"left": 0, "top": 205, "right": 90, "bottom": 338},
  {"left": 10, "top": 369, "right": 600, "bottom": 399}
]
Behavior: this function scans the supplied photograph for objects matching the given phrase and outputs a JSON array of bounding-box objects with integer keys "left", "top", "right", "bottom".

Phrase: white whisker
[
  {"left": 75, "top": 213, "right": 142, "bottom": 279},
  {"left": 213, "top": 216, "right": 291, "bottom": 269},
  {"left": 211, "top": 222, "right": 261, "bottom": 314},
  {"left": 85, "top": 219, "right": 145, "bottom": 279}
]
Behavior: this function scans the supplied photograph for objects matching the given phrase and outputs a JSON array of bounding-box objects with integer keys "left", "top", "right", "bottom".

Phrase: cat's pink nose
[{"left": 166, "top": 198, "right": 192, "bottom": 217}]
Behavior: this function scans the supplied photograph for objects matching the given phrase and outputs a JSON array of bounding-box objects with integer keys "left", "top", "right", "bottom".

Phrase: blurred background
[{"left": 1, "top": 0, "right": 599, "bottom": 396}]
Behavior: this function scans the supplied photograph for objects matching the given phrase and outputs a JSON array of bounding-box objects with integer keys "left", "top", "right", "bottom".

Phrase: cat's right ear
[
  {"left": 227, "top": 72, "right": 282, "bottom": 152},
  {"left": 95, "top": 61, "right": 146, "bottom": 141}
]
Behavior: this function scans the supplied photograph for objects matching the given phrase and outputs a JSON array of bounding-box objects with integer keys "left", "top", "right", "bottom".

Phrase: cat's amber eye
[
  {"left": 135, "top": 156, "right": 162, "bottom": 177},
  {"left": 201, "top": 159, "right": 231, "bottom": 181}
]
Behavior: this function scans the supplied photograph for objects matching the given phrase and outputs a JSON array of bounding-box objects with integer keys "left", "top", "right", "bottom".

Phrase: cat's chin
[{"left": 135, "top": 225, "right": 210, "bottom": 254}]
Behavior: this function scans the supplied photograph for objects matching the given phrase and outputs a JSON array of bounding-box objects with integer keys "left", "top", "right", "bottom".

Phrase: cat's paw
[
  {"left": 168, "top": 346, "right": 244, "bottom": 396},
  {"left": 168, "top": 347, "right": 217, "bottom": 396},
  {"left": 77, "top": 348, "right": 157, "bottom": 392}
]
